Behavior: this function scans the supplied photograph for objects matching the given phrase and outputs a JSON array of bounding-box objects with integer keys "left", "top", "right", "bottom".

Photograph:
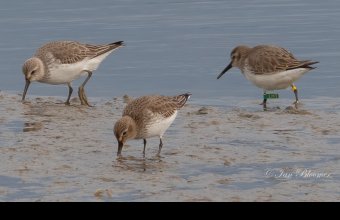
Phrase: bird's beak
[
  {"left": 117, "top": 141, "right": 124, "bottom": 156},
  {"left": 217, "top": 62, "right": 233, "bottom": 79},
  {"left": 22, "top": 79, "right": 30, "bottom": 101}
]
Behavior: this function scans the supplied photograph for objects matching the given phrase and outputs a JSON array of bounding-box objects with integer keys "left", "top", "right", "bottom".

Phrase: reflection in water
[
  {"left": 22, "top": 102, "right": 47, "bottom": 116},
  {"left": 23, "top": 122, "right": 43, "bottom": 132},
  {"left": 113, "top": 155, "right": 165, "bottom": 172},
  {"left": 22, "top": 102, "right": 45, "bottom": 132}
]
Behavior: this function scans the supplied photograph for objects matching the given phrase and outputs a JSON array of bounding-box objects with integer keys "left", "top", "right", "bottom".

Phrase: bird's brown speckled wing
[
  {"left": 247, "top": 45, "right": 315, "bottom": 75},
  {"left": 123, "top": 93, "right": 190, "bottom": 120},
  {"left": 35, "top": 41, "right": 124, "bottom": 64}
]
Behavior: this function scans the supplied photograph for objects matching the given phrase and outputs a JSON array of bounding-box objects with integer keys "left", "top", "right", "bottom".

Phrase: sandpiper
[
  {"left": 217, "top": 45, "right": 318, "bottom": 109},
  {"left": 22, "top": 40, "right": 124, "bottom": 106},
  {"left": 114, "top": 93, "right": 191, "bottom": 157}
]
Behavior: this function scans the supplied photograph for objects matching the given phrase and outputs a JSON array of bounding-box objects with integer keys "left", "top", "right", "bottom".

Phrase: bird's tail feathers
[{"left": 174, "top": 93, "right": 191, "bottom": 108}]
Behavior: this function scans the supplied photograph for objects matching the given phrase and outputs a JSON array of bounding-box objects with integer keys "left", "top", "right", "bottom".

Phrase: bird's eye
[
  {"left": 31, "top": 70, "right": 36, "bottom": 75},
  {"left": 122, "top": 131, "right": 127, "bottom": 136}
]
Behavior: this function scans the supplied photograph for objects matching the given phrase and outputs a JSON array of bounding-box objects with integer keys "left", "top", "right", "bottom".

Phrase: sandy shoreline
[{"left": 0, "top": 92, "right": 339, "bottom": 201}]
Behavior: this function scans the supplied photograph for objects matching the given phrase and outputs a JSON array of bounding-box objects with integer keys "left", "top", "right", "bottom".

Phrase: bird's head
[
  {"left": 113, "top": 116, "right": 137, "bottom": 156},
  {"left": 22, "top": 58, "right": 44, "bottom": 101},
  {"left": 217, "top": 45, "right": 251, "bottom": 79}
]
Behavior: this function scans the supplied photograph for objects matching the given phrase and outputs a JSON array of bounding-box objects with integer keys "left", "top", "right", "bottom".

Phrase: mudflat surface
[{"left": 0, "top": 92, "right": 339, "bottom": 201}]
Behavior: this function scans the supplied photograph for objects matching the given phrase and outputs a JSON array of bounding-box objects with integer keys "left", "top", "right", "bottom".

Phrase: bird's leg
[
  {"left": 65, "top": 83, "right": 73, "bottom": 105},
  {"left": 78, "top": 70, "right": 93, "bottom": 107},
  {"left": 143, "top": 139, "right": 147, "bottom": 156},
  {"left": 157, "top": 138, "right": 163, "bottom": 156},
  {"left": 291, "top": 84, "right": 299, "bottom": 107},
  {"left": 260, "top": 90, "right": 267, "bottom": 111}
]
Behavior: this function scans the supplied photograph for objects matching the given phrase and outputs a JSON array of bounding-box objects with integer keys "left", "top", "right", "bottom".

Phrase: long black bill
[
  {"left": 217, "top": 62, "right": 233, "bottom": 79},
  {"left": 117, "top": 142, "right": 124, "bottom": 156},
  {"left": 22, "top": 79, "right": 30, "bottom": 101}
]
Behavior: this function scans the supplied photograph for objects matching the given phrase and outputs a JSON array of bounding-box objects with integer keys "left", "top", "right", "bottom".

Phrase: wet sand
[{"left": 0, "top": 92, "right": 339, "bottom": 201}]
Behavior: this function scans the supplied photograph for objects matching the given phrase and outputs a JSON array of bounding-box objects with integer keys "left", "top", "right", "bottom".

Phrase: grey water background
[{"left": 0, "top": 0, "right": 339, "bottom": 104}]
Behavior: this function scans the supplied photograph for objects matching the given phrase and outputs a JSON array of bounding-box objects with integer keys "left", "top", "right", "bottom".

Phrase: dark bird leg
[
  {"left": 65, "top": 83, "right": 73, "bottom": 105},
  {"left": 143, "top": 139, "right": 147, "bottom": 156},
  {"left": 291, "top": 84, "right": 299, "bottom": 107},
  {"left": 157, "top": 138, "right": 163, "bottom": 156},
  {"left": 78, "top": 70, "right": 93, "bottom": 107},
  {"left": 260, "top": 90, "right": 268, "bottom": 111}
]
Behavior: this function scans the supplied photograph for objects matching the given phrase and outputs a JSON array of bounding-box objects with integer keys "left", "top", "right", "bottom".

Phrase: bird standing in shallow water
[
  {"left": 22, "top": 40, "right": 124, "bottom": 106},
  {"left": 217, "top": 45, "right": 318, "bottom": 110},
  {"left": 114, "top": 93, "right": 191, "bottom": 157}
]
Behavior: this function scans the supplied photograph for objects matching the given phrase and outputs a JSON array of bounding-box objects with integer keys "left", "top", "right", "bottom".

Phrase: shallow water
[
  {"left": 0, "top": 0, "right": 340, "bottom": 201},
  {"left": 0, "top": 0, "right": 340, "bottom": 102},
  {"left": 0, "top": 93, "right": 339, "bottom": 201}
]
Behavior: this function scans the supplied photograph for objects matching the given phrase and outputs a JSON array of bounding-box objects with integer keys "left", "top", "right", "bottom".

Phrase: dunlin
[
  {"left": 22, "top": 40, "right": 124, "bottom": 106},
  {"left": 114, "top": 93, "right": 191, "bottom": 157},
  {"left": 217, "top": 45, "right": 318, "bottom": 109}
]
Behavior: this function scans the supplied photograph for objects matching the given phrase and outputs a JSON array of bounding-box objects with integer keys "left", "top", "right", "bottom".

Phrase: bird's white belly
[
  {"left": 244, "top": 68, "right": 310, "bottom": 90},
  {"left": 42, "top": 52, "right": 112, "bottom": 85},
  {"left": 43, "top": 60, "right": 90, "bottom": 85},
  {"left": 145, "top": 111, "right": 178, "bottom": 138}
]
